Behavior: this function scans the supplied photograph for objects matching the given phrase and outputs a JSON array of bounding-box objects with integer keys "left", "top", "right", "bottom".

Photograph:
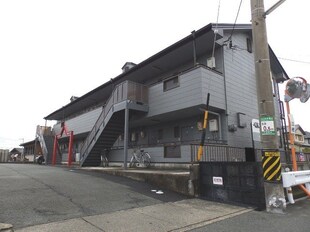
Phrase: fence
[
  {"left": 191, "top": 144, "right": 263, "bottom": 162},
  {"left": 280, "top": 151, "right": 310, "bottom": 164},
  {"left": 200, "top": 162, "right": 265, "bottom": 209},
  {"left": 191, "top": 144, "right": 310, "bottom": 167}
]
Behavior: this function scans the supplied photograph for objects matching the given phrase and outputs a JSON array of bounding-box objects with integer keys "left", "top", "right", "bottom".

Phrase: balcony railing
[{"left": 191, "top": 144, "right": 247, "bottom": 162}]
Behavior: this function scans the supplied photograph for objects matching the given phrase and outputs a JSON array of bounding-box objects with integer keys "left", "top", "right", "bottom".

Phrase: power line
[
  {"left": 278, "top": 57, "right": 310, "bottom": 64},
  {"left": 225, "top": 0, "right": 243, "bottom": 43},
  {"left": 0, "top": 136, "right": 21, "bottom": 141}
]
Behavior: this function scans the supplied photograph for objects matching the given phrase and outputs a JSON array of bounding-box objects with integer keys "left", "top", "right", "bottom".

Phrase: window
[
  {"left": 131, "top": 132, "right": 137, "bottom": 142},
  {"left": 163, "top": 76, "right": 179, "bottom": 91},
  {"left": 164, "top": 145, "right": 181, "bottom": 158}
]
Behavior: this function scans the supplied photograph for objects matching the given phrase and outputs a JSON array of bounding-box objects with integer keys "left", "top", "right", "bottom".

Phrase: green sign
[{"left": 260, "top": 116, "right": 276, "bottom": 136}]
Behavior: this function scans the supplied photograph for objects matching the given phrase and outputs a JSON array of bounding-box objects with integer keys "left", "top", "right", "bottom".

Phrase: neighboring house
[
  {"left": 9, "top": 148, "right": 24, "bottom": 161},
  {"left": 20, "top": 126, "right": 54, "bottom": 163},
  {"left": 294, "top": 124, "right": 306, "bottom": 162},
  {"left": 294, "top": 124, "right": 305, "bottom": 148},
  {"left": 303, "top": 131, "right": 310, "bottom": 145},
  {"left": 20, "top": 139, "right": 42, "bottom": 162},
  {"left": 302, "top": 131, "right": 310, "bottom": 153},
  {"left": 286, "top": 124, "right": 310, "bottom": 162},
  {"left": 44, "top": 23, "right": 289, "bottom": 166},
  {"left": 287, "top": 124, "right": 306, "bottom": 152}
]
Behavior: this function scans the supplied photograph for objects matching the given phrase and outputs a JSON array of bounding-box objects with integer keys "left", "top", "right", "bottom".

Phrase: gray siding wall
[
  {"left": 223, "top": 32, "right": 258, "bottom": 148},
  {"left": 223, "top": 31, "right": 284, "bottom": 148},
  {"left": 109, "top": 145, "right": 192, "bottom": 163},
  {"left": 147, "top": 66, "right": 225, "bottom": 117},
  {"left": 201, "top": 67, "right": 226, "bottom": 110},
  {"left": 53, "top": 107, "right": 102, "bottom": 135},
  {"left": 113, "top": 114, "right": 222, "bottom": 147},
  {"left": 110, "top": 114, "right": 222, "bottom": 163}
]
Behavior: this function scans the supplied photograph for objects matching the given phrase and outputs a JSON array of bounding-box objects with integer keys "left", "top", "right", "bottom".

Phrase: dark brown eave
[{"left": 269, "top": 46, "right": 289, "bottom": 82}]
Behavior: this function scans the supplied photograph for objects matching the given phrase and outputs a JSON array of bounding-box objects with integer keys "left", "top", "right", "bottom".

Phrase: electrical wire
[
  {"left": 278, "top": 57, "right": 310, "bottom": 64},
  {"left": 224, "top": 0, "right": 243, "bottom": 43},
  {"left": 0, "top": 136, "right": 22, "bottom": 142}
]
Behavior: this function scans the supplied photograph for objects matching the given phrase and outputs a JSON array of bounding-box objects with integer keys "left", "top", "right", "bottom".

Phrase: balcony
[{"left": 147, "top": 65, "right": 225, "bottom": 118}]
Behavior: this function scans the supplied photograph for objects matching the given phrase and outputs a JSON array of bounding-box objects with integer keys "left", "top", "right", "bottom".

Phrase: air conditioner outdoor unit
[{"left": 207, "top": 57, "right": 216, "bottom": 69}]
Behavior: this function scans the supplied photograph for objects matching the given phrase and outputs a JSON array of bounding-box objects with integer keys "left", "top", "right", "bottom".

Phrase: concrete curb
[
  {"left": 0, "top": 223, "right": 13, "bottom": 232},
  {"left": 81, "top": 167, "right": 192, "bottom": 196}
]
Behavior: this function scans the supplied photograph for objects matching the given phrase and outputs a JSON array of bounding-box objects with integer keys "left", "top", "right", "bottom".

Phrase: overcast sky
[{"left": 1, "top": 0, "right": 309, "bottom": 149}]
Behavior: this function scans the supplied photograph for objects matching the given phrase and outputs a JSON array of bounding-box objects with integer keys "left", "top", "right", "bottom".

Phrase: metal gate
[{"left": 200, "top": 162, "right": 265, "bottom": 209}]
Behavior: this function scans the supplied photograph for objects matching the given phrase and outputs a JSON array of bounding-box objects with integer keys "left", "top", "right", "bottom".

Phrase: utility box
[
  {"left": 207, "top": 57, "right": 216, "bottom": 69},
  {"left": 209, "top": 119, "right": 218, "bottom": 132}
]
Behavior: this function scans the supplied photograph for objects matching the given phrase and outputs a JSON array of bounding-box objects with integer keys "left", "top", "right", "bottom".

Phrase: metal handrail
[
  {"left": 37, "top": 132, "right": 48, "bottom": 159},
  {"left": 80, "top": 80, "right": 148, "bottom": 162}
]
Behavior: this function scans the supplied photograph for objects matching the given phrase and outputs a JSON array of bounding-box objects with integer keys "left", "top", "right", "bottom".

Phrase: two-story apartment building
[{"left": 43, "top": 23, "right": 289, "bottom": 166}]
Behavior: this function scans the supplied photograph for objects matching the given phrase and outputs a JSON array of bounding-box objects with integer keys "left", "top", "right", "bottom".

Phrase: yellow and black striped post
[
  {"left": 262, "top": 150, "right": 281, "bottom": 182},
  {"left": 197, "top": 93, "right": 210, "bottom": 161}
]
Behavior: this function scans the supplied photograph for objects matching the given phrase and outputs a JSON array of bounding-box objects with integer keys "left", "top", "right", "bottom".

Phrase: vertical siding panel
[
  {"left": 148, "top": 67, "right": 225, "bottom": 117},
  {"left": 53, "top": 107, "right": 102, "bottom": 135},
  {"left": 223, "top": 32, "right": 259, "bottom": 148}
]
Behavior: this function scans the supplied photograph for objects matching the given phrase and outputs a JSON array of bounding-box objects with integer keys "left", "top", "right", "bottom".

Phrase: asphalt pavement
[
  {"left": 190, "top": 198, "right": 310, "bottom": 232},
  {"left": 0, "top": 163, "right": 185, "bottom": 229},
  {"left": 1, "top": 163, "right": 310, "bottom": 232}
]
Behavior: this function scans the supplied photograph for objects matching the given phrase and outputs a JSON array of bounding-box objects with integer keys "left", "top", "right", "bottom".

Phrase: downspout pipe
[{"left": 191, "top": 30, "right": 197, "bottom": 66}]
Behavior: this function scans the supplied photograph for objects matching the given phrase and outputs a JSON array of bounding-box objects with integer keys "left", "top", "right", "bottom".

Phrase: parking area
[{"left": 0, "top": 163, "right": 186, "bottom": 229}]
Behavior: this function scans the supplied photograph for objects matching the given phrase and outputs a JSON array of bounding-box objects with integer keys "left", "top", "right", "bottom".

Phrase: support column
[
  {"left": 123, "top": 106, "right": 129, "bottom": 169},
  {"left": 68, "top": 131, "right": 74, "bottom": 167},
  {"left": 52, "top": 135, "right": 58, "bottom": 165},
  {"left": 191, "top": 30, "right": 197, "bottom": 66}
]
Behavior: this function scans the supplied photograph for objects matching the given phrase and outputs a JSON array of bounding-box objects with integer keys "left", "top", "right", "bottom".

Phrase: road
[
  {"left": 190, "top": 199, "right": 310, "bottom": 232},
  {"left": 1, "top": 163, "right": 310, "bottom": 232},
  {"left": 0, "top": 163, "right": 185, "bottom": 229}
]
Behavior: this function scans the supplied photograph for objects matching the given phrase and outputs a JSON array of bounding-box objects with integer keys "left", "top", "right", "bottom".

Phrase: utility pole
[{"left": 251, "top": 0, "right": 286, "bottom": 213}]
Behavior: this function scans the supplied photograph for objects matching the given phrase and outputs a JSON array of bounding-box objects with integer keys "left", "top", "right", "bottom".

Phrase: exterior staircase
[
  {"left": 80, "top": 81, "right": 148, "bottom": 167},
  {"left": 36, "top": 126, "right": 58, "bottom": 164}
]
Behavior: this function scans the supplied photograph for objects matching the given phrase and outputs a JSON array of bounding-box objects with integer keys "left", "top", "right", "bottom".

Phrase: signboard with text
[
  {"left": 212, "top": 176, "right": 223, "bottom": 185},
  {"left": 260, "top": 116, "right": 276, "bottom": 136}
]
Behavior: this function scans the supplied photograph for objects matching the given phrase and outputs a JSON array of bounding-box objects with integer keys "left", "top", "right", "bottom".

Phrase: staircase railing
[
  {"left": 36, "top": 126, "right": 52, "bottom": 159},
  {"left": 80, "top": 80, "right": 148, "bottom": 161}
]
